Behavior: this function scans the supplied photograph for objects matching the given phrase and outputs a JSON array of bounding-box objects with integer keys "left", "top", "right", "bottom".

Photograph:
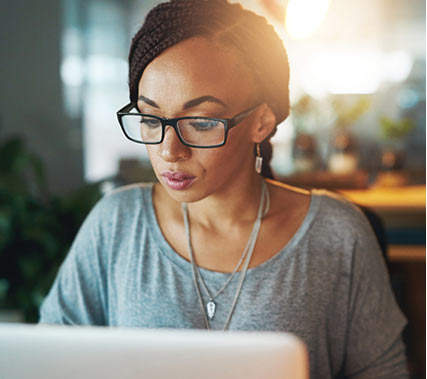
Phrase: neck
[{"left": 185, "top": 172, "right": 264, "bottom": 230}]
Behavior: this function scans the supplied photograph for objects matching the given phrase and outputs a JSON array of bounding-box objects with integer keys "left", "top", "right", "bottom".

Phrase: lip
[{"left": 161, "top": 171, "right": 196, "bottom": 191}]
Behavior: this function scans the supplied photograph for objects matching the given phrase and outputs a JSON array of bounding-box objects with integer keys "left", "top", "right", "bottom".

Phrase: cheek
[
  {"left": 199, "top": 125, "right": 254, "bottom": 171},
  {"left": 199, "top": 149, "right": 228, "bottom": 167},
  {"left": 145, "top": 146, "right": 155, "bottom": 160},
  {"left": 145, "top": 146, "right": 161, "bottom": 170},
  {"left": 199, "top": 139, "right": 251, "bottom": 176},
  {"left": 222, "top": 127, "right": 254, "bottom": 162}
]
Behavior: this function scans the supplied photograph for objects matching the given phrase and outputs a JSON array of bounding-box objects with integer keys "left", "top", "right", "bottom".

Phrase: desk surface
[
  {"left": 339, "top": 185, "right": 426, "bottom": 212},
  {"left": 388, "top": 245, "right": 426, "bottom": 262}
]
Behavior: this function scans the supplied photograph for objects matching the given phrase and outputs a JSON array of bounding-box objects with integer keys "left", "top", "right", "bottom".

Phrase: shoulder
[
  {"left": 308, "top": 189, "right": 382, "bottom": 265},
  {"left": 81, "top": 182, "right": 154, "bottom": 234},
  {"left": 107, "top": 181, "right": 153, "bottom": 203},
  {"left": 311, "top": 188, "right": 371, "bottom": 234},
  {"left": 94, "top": 182, "right": 153, "bottom": 214},
  {"left": 267, "top": 180, "right": 371, "bottom": 236},
  {"left": 70, "top": 182, "right": 156, "bottom": 264}
]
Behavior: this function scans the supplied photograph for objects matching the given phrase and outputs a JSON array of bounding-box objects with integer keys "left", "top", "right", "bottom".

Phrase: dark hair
[{"left": 128, "top": 0, "right": 290, "bottom": 179}]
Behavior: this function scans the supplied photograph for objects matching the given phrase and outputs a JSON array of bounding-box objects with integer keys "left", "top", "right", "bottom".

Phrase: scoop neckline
[{"left": 143, "top": 183, "right": 321, "bottom": 279}]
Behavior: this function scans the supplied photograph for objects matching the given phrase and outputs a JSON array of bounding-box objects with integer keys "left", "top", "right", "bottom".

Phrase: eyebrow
[
  {"left": 138, "top": 95, "right": 159, "bottom": 109},
  {"left": 183, "top": 96, "right": 226, "bottom": 109},
  {"left": 137, "top": 95, "right": 227, "bottom": 110}
]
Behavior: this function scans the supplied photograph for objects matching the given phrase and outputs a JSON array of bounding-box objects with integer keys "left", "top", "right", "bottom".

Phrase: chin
[
  {"left": 155, "top": 177, "right": 205, "bottom": 203},
  {"left": 164, "top": 186, "right": 208, "bottom": 204}
]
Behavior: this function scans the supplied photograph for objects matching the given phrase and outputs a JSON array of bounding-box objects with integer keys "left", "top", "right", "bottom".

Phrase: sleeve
[
  {"left": 343, "top": 213, "right": 409, "bottom": 378},
  {"left": 38, "top": 197, "right": 110, "bottom": 325}
]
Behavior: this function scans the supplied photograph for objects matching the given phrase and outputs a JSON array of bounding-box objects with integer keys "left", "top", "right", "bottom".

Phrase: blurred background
[{"left": 0, "top": 0, "right": 425, "bottom": 377}]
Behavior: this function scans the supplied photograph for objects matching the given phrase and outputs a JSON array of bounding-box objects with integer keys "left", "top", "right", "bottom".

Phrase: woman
[{"left": 39, "top": 0, "right": 408, "bottom": 377}]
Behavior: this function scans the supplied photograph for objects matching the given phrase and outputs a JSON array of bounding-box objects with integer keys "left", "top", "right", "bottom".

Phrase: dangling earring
[{"left": 255, "top": 143, "right": 263, "bottom": 174}]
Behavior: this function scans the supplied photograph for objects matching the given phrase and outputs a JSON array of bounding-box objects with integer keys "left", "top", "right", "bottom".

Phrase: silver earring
[{"left": 255, "top": 143, "right": 263, "bottom": 174}]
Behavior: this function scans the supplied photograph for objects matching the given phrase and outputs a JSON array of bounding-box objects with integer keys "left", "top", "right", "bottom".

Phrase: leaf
[
  {"left": 379, "top": 116, "right": 415, "bottom": 140},
  {"left": 333, "top": 95, "right": 372, "bottom": 128},
  {"left": 0, "top": 278, "right": 10, "bottom": 303},
  {"left": 0, "top": 136, "right": 101, "bottom": 321}
]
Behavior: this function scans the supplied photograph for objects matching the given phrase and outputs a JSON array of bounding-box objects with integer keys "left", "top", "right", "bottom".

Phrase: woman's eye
[
  {"left": 189, "top": 119, "right": 220, "bottom": 131},
  {"left": 140, "top": 117, "right": 161, "bottom": 128}
]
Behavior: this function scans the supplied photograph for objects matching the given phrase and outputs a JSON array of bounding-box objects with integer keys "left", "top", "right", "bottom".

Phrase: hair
[{"left": 128, "top": 0, "right": 290, "bottom": 179}]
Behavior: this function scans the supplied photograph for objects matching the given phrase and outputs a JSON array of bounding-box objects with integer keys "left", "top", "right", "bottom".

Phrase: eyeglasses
[{"left": 116, "top": 103, "right": 260, "bottom": 148}]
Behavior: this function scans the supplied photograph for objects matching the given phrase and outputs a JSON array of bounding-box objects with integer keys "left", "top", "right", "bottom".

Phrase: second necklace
[{"left": 182, "top": 180, "right": 269, "bottom": 330}]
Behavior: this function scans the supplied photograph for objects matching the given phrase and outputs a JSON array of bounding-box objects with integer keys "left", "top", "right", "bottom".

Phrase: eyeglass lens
[{"left": 121, "top": 114, "right": 226, "bottom": 146}]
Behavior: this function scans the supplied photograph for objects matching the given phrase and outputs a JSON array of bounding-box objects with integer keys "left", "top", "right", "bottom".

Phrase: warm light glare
[
  {"left": 298, "top": 49, "right": 414, "bottom": 96},
  {"left": 285, "top": 0, "right": 330, "bottom": 39},
  {"left": 382, "top": 51, "right": 413, "bottom": 82},
  {"left": 301, "top": 51, "right": 381, "bottom": 95}
]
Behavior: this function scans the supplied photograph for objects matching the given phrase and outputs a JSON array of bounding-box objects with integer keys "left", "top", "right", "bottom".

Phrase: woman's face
[{"left": 138, "top": 37, "right": 259, "bottom": 203}]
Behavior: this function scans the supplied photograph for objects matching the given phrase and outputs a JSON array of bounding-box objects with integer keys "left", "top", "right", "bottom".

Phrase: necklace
[
  {"left": 189, "top": 182, "right": 270, "bottom": 320},
  {"left": 182, "top": 180, "right": 269, "bottom": 330}
]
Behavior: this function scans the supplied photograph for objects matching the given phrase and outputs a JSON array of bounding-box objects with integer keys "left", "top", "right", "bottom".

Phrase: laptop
[{"left": 0, "top": 323, "right": 308, "bottom": 379}]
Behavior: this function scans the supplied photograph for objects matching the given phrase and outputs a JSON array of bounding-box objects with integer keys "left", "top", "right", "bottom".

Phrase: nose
[{"left": 158, "top": 125, "right": 191, "bottom": 162}]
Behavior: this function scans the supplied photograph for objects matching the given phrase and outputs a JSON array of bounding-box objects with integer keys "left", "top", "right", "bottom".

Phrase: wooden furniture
[
  {"left": 338, "top": 185, "right": 425, "bottom": 212},
  {"left": 338, "top": 185, "right": 426, "bottom": 262},
  {"left": 387, "top": 245, "right": 425, "bottom": 262}
]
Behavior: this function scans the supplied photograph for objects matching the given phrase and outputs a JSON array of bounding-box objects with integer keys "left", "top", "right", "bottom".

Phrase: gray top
[{"left": 39, "top": 183, "right": 408, "bottom": 378}]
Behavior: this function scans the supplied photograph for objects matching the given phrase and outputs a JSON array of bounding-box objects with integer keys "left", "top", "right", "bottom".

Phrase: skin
[{"left": 138, "top": 37, "right": 310, "bottom": 272}]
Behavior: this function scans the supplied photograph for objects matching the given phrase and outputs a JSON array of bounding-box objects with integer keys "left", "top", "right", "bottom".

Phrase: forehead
[{"left": 138, "top": 37, "right": 255, "bottom": 110}]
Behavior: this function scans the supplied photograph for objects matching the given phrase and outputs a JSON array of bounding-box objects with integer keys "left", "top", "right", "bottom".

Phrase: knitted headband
[{"left": 128, "top": 0, "right": 290, "bottom": 124}]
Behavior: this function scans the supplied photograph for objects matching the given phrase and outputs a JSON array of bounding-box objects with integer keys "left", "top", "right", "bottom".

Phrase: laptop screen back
[{"left": 0, "top": 324, "right": 308, "bottom": 379}]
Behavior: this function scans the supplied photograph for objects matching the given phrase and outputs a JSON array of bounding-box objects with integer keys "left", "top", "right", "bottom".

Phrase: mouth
[{"left": 161, "top": 171, "right": 196, "bottom": 191}]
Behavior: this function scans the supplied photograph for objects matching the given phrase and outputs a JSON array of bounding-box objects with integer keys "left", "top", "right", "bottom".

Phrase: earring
[{"left": 255, "top": 143, "right": 263, "bottom": 174}]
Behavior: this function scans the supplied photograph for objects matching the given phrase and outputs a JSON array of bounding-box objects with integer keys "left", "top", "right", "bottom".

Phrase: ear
[{"left": 251, "top": 104, "right": 277, "bottom": 143}]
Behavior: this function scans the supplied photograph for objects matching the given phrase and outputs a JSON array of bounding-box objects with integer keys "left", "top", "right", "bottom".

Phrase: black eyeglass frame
[{"left": 116, "top": 102, "right": 261, "bottom": 148}]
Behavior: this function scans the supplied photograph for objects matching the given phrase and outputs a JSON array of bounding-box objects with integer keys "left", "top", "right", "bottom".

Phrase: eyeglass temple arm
[
  {"left": 228, "top": 104, "right": 261, "bottom": 129},
  {"left": 117, "top": 102, "right": 136, "bottom": 114}
]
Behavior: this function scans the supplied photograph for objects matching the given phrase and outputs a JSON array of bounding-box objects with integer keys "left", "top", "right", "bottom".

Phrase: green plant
[
  {"left": 332, "top": 95, "right": 371, "bottom": 128},
  {"left": 0, "top": 136, "right": 101, "bottom": 322},
  {"left": 379, "top": 116, "right": 415, "bottom": 141}
]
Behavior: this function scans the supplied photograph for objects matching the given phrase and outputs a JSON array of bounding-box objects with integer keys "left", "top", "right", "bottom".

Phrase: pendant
[{"left": 206, "top": 300, "right": 216, "bottom": 319}]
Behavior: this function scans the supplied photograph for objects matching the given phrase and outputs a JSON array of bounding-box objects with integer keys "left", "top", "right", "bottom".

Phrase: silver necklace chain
[
  {"left": 193, "top": 184, "right": 270, "bottom": 303},
  {"left": 182, "top": 180, "right": 269, "bottom": 331}
]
